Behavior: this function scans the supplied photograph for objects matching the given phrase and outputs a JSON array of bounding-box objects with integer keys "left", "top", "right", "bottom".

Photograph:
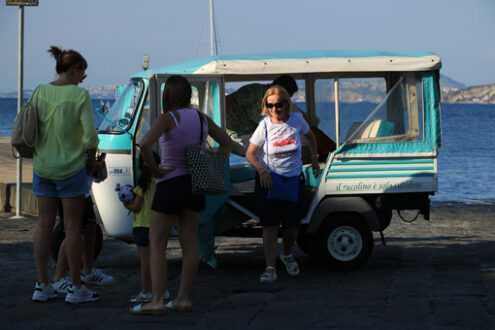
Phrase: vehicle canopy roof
[{"left": 131, "top": 50, "right": 441, "bottom": 80}]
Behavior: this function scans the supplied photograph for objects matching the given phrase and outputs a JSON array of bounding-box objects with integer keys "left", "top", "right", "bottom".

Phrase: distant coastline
[
  {"left": 441, "top": 84, "right": 495, "bottom": 104},
  {"left": 1, "top": 80, "right": 494, "bottom": 105},
  {"left": 0, "top": 85, "right": 119, "bottom": 100}
]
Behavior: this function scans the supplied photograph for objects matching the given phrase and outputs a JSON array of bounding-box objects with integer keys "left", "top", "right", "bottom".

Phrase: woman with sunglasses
[
  {"left": 31, "top": 46, "right": 99, "bottom": 303},
  {"left": 246, "top": 85, "right": 320, "bottom": 282}
]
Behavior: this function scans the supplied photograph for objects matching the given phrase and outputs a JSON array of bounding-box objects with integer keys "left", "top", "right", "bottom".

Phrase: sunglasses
[
  {"left": 81, "top": 74, "right": 87, "bottom": 82},
  {"left": 265, "top": 101, "right": 287, "bottom": 109}
]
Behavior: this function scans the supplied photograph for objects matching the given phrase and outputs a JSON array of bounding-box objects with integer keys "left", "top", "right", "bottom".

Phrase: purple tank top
[{"left": 156, "top": 108, "right": 208, "bottom": 183}]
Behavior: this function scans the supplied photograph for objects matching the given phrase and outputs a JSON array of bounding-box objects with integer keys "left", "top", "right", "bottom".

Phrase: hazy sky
[{"left": 1, "top": 0, "right": 494, "bottom": 92}]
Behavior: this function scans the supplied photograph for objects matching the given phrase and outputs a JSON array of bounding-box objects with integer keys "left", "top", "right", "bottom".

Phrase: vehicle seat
[{"left": 345, "top": 120, "right": 394, "bottom": 140}]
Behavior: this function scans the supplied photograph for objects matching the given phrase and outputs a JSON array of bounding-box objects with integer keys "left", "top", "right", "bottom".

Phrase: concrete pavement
[{"left": 1, "top": 203, "right": 495, "bottom": 329}]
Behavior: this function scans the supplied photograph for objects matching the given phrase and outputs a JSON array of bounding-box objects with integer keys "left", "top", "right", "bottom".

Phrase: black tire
[
  {"left": 296, "top": 228, "right": 318, "bottom": 256},
  {"left": 50, "top": 222, "right": 103, "bottom": 262},
  {"left": 318, "top": 214, "right": 373, "bottom": 270}
]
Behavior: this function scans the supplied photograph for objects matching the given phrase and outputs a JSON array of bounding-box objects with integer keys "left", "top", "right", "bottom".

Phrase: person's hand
[
  {"left": 155, "top": 164, "right": 175, "bottom": 178},
  {"left": 259, "top": 169, "right": 272, "bottom": 189},
  {"left": 311, "top": 158, "right": 320, "bottom": 178},
  {"left": 85, "top": 158, "right": 96, "bottom": 176},
  {"left": 92, "top": 160, "right": 107, "bottom": 182}
]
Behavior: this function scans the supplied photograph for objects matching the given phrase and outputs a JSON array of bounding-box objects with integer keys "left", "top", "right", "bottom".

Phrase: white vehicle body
[{"left": 93, "top": 50, "right": 442, "bottom": 268}]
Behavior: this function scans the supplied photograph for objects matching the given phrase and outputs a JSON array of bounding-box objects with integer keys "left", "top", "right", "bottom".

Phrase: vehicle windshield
[
  {"left": 98, "top": 79, "right": 144, "bottom": 133},
  {"left": 342, "top": 73, "right": 423, "bottom": 144}
]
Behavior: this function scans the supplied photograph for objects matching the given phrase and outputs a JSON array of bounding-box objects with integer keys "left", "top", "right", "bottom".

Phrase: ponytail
[{"left": 48, "top": 45, "right": 87, "bottom": 74}]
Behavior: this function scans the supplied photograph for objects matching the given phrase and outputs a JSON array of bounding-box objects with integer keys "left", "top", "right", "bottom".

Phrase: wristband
[{"left": 259, "top": 168, "right": 267, "bottom": 175}]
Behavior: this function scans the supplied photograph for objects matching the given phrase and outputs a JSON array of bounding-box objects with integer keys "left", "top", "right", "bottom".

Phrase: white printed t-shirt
[{"left": 249, "top": 112, "right": 309, "bottom": 177}]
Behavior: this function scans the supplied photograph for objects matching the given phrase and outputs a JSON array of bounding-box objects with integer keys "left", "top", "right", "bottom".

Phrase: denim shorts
[
  {"left": 133, "top": 227, "right": 150, "bottom": 247},
  {"left": 33, "top": 167, "right": 88, "bottom": 198}
]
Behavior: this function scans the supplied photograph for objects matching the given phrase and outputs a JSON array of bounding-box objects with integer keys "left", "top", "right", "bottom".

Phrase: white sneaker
[
  {"left": 32, "top": 282, "right": 58, "bottom": 302},
  {"left": 52, "top": 276, "right": 72, "bottom": 293},
  {"left": 129, "top": 289, "right": 170, "bottom": 303},
  {"left": 81, "top": 268, "right": 116, "bottom": 286},
  {"left": 65, "top": 283, "right": 99, "bottom": 304}
]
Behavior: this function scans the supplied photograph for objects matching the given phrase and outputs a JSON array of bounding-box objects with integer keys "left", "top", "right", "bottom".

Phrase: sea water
[
  {"left": 307, "top": 102, "right": 495, "bottom": 205},
  {"left": 0, "top": 98, "right": 107, "bottom": 136},
  {"left": 0, "top": 98, "right": 493, "bottom": 204}
]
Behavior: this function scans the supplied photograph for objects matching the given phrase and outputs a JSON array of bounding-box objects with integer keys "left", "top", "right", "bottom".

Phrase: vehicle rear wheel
[
  {"left": 50, "top": 222, "right": 103, "bottom": 262},
  {"left": 318, "top": 214, "right": 373, "bottom": 269}
]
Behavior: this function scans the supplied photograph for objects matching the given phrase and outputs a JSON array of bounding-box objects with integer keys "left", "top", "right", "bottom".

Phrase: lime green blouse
[{"left": 33, "top": 83, "right": 99, "bottom": 180}]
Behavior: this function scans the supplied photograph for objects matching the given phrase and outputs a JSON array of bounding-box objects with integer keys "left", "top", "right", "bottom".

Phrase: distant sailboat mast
[
  {"left": 209, "top": 0, "right": 218, "bottom": 56},
  {"left": 200, "top": 0, "right": 219, "bottom": 114},
  {"left": 197, "top": 0, "right": 219, "bottom": 58}
]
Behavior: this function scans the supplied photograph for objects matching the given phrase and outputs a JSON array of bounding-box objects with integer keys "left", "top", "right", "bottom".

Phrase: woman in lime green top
[{"left": 31, "top": 46, "right": 99, "bottom": 304}]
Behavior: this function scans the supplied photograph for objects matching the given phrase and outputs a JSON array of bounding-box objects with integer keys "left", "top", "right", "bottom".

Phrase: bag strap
[
  {"left": 168, "top": 111, "right": 179, "bottom": 126},
  {"left": 264, "top": 117, "right": 270, "bottom": 171},
  {"left": 195, "top": 110, "right": 205, "bottom": 146},
  {"left": 26, "top": 85, "right": 40, "bottom": 106},
  {"left": 24, "top": 86, "right": 41, "bottom": 147}
]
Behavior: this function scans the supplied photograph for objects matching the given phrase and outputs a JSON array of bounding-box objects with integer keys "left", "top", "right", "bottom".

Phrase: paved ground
[
  {"left": 1, "top": 203, "right": 495, "bottom": 329},
  {"left": 0, "top": 137, "right": 33, "bottom": 184}
]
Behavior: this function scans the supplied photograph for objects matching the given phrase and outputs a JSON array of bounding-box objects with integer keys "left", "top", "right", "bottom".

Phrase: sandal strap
[
  {"left": 280, "top": 254, "right": 300, "bottom": 275},
  {"left": 265, "top": 266, "right": 276, "bottom": 272}
]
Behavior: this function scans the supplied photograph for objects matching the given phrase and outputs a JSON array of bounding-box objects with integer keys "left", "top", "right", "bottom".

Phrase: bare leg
[
  {"left": 282, "top": 228, "right": 298, "bottom": 257},
  {"left": 34, "top": 196, "right": 59, "bottom": 284},
  {"left": 173, "top": 208, "right": 200, "bottom": 308},
  {"left": 142, "top": 210, "right": 174, "bottom": 310},
  {"left": 82, "top": 222, "right": 97, "bottom": 274},
  {"left": 262, "top": 226, "right": 279, "bottom": 269},
  {"left": 61, "top": 196, "right": 85, "bottom": 287},
  {"left": 53, "top": 239, "right": 68, "bottom": 282},
  {"left": 137, "top": 245, "right": 151, "bottom": 293}
]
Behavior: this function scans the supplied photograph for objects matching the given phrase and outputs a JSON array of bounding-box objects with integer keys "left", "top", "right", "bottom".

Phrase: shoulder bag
[
  {"left": 11, "top": 86, "right": 40, "bottom": 159},
  {"left": 185, "top": 111, "right": 228, "bottom": 195}
]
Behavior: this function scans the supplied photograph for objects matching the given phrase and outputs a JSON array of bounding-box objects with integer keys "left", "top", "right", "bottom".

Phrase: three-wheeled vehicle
[{"left": 74, "top": 50, "right": 442, "bottom": 269}]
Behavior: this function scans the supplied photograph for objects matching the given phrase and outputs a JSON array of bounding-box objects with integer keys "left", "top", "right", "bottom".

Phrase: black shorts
[
  {"left": 151, "top": 175, "right": 205, "bottom": 215},
  {"left": 255, "top": 173, "right": 305, "bottom": 229},
  {"left": 58, "top": 196, "right": 96, "bottom": 231},
  {"left": 133, "top": 227, "right": 150, "bottom": 247}
]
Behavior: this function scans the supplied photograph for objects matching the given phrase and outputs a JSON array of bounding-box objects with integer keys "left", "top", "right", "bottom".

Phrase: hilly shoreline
[{"left": 1, "top": 79, "right": 494, "bottom": 105}]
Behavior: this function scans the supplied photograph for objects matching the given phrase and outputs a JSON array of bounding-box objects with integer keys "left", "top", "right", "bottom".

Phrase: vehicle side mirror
[{"left": 97, "top": 101, "right": 110, "bottom": 115}]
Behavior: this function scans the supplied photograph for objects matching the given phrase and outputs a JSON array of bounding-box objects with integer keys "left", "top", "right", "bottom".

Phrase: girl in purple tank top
[{"left": 131, "top": 75, "right": 231, "bottom": 315}]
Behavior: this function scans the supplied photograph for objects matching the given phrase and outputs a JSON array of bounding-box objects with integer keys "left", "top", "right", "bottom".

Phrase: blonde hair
[{"left": 260, "top": 85, "right": 292, "bottom": 116}]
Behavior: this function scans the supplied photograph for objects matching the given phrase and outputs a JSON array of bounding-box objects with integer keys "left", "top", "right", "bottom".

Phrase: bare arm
[
  {"left": 140, "top": 113, "right": 176, "bottom": 177},
  {"left": 245, "top": 142, "right": 271, "bottom": 189},
  {"left": 84, "top": 147, "right": 96, "bottom": 176},
  {"left": 206, "top": 115, "right": 232, "bottom": 155},
  {"left": 304, "top": 129, "right": 320, "bottom": 177}
]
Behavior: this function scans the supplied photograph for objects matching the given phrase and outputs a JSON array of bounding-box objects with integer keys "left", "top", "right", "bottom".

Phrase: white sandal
[
  {"left": 280, "top": 254, "right": 300, "bottom": 276},
  {"left": 260, "top": 266, "right": 277, "bottom": 283}
]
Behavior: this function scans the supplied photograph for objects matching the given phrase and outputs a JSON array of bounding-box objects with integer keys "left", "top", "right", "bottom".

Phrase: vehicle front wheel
[{"left": 318, "top": 214, "right": 373, "bottom": 269}]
